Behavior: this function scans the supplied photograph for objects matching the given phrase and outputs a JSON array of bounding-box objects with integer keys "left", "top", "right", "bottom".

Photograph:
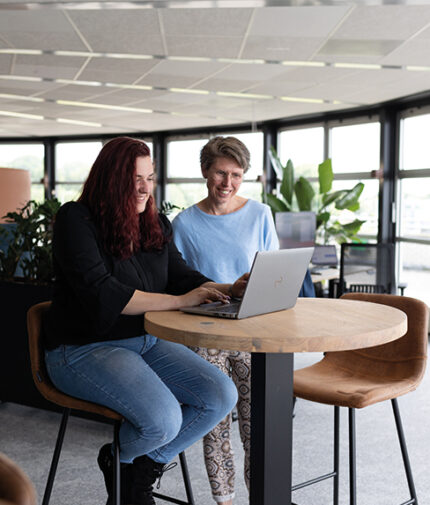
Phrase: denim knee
[
  {"left": 205, "top": 369, "right": 238, "bottom": 419},
  {"left": 135, "top": 400, "right": 183, "bottom": 449}
]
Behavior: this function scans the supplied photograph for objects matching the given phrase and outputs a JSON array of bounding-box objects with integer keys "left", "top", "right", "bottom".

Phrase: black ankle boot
[
  {"left": 130, "top": 455, "right": 177, "bottom": 505},
  {"left": 97, "top": 443, "right": 131, "bottom": 505}
]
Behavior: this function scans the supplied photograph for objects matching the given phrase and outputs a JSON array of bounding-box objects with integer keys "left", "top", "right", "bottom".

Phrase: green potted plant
[
  {"left": 0, "top": 198, "right": 61, "bottom": 409},
  {"left": 0, "top": 198, "right": 61, "bottom": 284},
  {"left": 264, "top": 147, "right": 365, "bottom": 244}
]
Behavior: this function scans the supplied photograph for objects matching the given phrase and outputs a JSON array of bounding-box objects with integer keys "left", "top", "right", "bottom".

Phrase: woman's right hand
[{"left": 178, "top": 286, "right": 230, "bottom": 308}]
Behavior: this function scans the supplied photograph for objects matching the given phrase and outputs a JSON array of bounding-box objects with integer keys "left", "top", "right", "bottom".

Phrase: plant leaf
[
  {"left": 264, "top": 193, "right": 290, "bottom": 214},
  {"left": 335, "top": 183, "right": 364, "bottom": 210},
  {"left": 294, "top": 177, "right": 315, "bottom": 211},
  {"left": 316, "top": 211, "right": 330, "bottom": 228},
  {"left": 321, "top": 190, "right": 347, "bottom": 208},
  {"left": 280, "top": 159, "right": 294, "bottom": 206},
  {"left": 318, "top": 158, "right": 333, "bottom": 194},
  {"left": 341, "top": 219, "right": 366, "bottom": 235}
]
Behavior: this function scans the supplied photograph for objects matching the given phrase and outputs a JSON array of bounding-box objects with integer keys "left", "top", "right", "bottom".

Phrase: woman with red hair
[{"left": 43, "top": 137, "right": 244, "bottom": 505}]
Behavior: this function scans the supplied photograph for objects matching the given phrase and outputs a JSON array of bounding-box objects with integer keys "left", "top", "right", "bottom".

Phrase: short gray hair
[{"left": 200, "top": 136, "right": 250, "bottom": 174}]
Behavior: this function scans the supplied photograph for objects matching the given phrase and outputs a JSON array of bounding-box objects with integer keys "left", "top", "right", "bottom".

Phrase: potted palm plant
[{"left": 264, "top": 147, "right": 365, "bottom": 244}]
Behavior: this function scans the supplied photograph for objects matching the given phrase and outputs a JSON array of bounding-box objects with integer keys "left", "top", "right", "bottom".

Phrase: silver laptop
[
  {"left": 181, "top": 247, "right": 314, "bottom": 319},
  {"left": 310, "top": 245, "right": 338, "bottom": 273}
]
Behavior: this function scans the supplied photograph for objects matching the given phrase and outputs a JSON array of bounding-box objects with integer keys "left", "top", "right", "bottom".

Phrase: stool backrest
[
  {"left": 27, "top": 302, "right": 122, "bottom": 420},
  {"left": 330, "top": 293, "right": 428, "bottom": 387}
]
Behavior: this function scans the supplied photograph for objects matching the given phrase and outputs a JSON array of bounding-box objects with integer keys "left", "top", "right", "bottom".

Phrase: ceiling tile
[
  {"left": 381, "top": 38, "right": 430, "bottom": 66},
  {"left": 165, "top": 36, "right": 243, "bottom": 58},
  {"left": 332, "top": 5, "right": 430, "bottom": 40},
  {"left": 0, "top": 80, "right": 61, "bottom": 94},
  {"left": 85, "top": 88, "right": 168, "bottom": 105},
  {"left": 241, "top": 36, "right": 325, "bottom": 61},
  {"left": 68, "top": 10, "right": 164, "bottom": 54},
  {"left": 14, "top": 54, "right": 86, "bottom": 80},
  {"left": 318, "top": 39, "right": 402, "bottom": 58},
  {"left": 78, "top": 58, "right": 161, "bottom": 85},
  {"left": 161, "top": 8, "right": 253, "bottom": 37},
  {"left": 0, "top": 10, "right": 88, "bottom": 51},
  {"left": 194, "top": 78, "right": 261, "bottom": 93},
  {"left": 36, "top": 83, "right": 106, "bottom": 101},
  {"left": 208, "top": 63, "right": 288, "bottom": 82},
  {"left": 0, "top": 54, "right": 12, "bottom": 73},
  {"left": 249, "top": 6, "right": 352, "bottom": 38},
  {"left": 138, "top": 72, "right": 202, "bottom": 89},
  {"left": 145, "top": 59, "right": 228, "bottom": 79}
]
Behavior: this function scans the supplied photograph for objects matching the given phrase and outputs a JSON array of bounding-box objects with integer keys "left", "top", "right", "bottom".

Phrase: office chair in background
[{"left": 339, "top": 243, "right": 406, "bottom": 297}]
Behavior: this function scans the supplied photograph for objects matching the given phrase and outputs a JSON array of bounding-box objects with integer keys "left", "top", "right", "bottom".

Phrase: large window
[
  {"left": 397, "top": 111, "right": 430, "bottom": 306},
  {"left": 0, "top": 143, "right": 44, "bottom": 202},
  {"left": 329, "top": 120, "right": 380, "bottom": 239},
  {"left": 54, "top": 139, "right": 153, "bottom": 203},
  {"left": 277, "top": 122, "right": 379, "bottom": 242},
  {"left": 278, "top": 126, "right": 324, "bottom": 179},
  {"left": 55, "top": 141, "right": 103, "bottom": 203}
]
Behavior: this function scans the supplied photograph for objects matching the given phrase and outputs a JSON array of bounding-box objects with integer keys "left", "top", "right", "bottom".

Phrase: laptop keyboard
[{"left": 211, "top": 302, "right": 240, "bottom": 313}]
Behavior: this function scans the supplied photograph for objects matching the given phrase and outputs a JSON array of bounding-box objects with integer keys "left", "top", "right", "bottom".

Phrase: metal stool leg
[
  {"left": 333, "top": 406, "right": 340, "bottom": 505},
  {"left": 179, "top": 451, "right": 195, "bottom": 505},
  {"left": 113, "top": 420, "right": 121, "bottom": 505},
  {"left": 42, "top": 408, "right": 70, "bottom": 505},
  {"left": 392, "top": 399, "right": 418, "bottom": 504},
  {"left": 349, "top": 408, "right": 357, "bottom": 505}
]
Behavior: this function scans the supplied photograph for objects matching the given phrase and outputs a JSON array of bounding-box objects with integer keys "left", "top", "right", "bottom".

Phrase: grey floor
[{"left": 1, "top": 350, "right": 430, "bottom": 505}]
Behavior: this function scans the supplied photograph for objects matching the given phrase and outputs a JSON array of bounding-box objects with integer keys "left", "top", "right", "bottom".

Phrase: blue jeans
[{"left": 45, "top": 335, "right": 238, "bottom": 464}]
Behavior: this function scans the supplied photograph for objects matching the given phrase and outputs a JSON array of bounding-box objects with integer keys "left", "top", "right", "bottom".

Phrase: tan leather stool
[
  {"left": 27, "top": 301, "right": 195, "bottom": 505},
  {"left": 293, "top": 293, "right": 428, "bottom": 505},
  {"left": 0, "top": 453, "right": 36, "bottom": 505}
]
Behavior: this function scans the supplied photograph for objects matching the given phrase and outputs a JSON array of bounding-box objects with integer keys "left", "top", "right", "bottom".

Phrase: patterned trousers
[{"left": 190, "top": 346, "right": 251, "bottom": 503}]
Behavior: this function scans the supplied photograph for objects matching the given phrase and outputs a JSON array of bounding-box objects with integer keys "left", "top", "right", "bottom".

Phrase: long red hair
[{"left": 79, "top": 136, "right": 167, "bottom": 259}]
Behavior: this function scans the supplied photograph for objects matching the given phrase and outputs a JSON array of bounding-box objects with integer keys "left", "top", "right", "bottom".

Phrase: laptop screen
[{"left": 311, "top": 245, "right": 338, "bottom": 266}]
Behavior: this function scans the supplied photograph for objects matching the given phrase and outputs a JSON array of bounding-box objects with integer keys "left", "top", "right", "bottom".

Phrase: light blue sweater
[{"left": 172, "top": 199, "right": 279, "bottom": 284}]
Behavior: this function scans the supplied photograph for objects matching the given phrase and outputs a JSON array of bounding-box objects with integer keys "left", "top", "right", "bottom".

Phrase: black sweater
[{"left": 43, "top": 202, "right": 210, "bottom": 350}]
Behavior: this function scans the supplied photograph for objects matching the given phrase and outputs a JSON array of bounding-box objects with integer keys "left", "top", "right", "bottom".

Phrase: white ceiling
[{"left": 0, "top": 0, "right": 429, "bottom": 138}]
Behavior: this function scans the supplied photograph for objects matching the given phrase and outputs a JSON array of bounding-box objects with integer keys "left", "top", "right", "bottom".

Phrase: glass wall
[
  {"left": 277, "top": 121, "right": 379, "bottom": 245},
  {"left": 278, "top": 126, "right": 324, "bottom": 179},
  {"left": 54, "top": 139, "right": 153, "bottom": 203},
  {"left": 0, "top": 143, "right": 44, "bottom": 202},
  {"left": 328, "top": 120, "right": 380, "bottom": 240},
  {"left": 54, "top": 141, "right": 103, "bottom": 203},
  {"left": 397, "top": 111, "right": 430, "bottom": 306}
]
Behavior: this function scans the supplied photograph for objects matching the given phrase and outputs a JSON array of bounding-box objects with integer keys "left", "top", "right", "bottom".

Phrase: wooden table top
[{"left": 145, "top": 298, "right": 407, "bottom": 353}]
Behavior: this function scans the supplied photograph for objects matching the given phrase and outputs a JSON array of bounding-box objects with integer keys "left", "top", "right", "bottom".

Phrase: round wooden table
[{"left": 145, "top": 298, "right": 407, "bottom": 505}]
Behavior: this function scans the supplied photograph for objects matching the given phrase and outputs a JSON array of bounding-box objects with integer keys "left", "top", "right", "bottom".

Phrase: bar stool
[
  {"left": 27, "top": 301, "right": 195, "bottom": 505},
  {"left": 293, "top": 293, "right": 428, "bottom": 505},
  {"left": 0, "top": 452, "right": 37, "bottom": 505}
]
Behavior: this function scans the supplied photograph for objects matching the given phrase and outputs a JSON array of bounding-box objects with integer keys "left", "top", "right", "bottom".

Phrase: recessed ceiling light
[
  {"left": 282, "top": 61, "right": 326, "bottom": 67},
  {"left": 169, "top": 88, "right": 210, "bottom": 95},
  {"left": 0, "top": 93, "right": 44, "bottom": 102},
  {"left": 0, "top": 110, "right": 44, "bottom": 120},
  {"left": 216, "top": 91, "right": 272, "bottom": 99},
  {"left": 333, "top": 63, "right": 381, "bottom": 70},
  {"left": 56, "top": 118, "right": 102, "bottom": 127},
  {"left": 281, "top": 96, "right": 325, "bottom": 104},
  {"left": 56, "top": 100, "right": 152, "bottom": 114}
]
